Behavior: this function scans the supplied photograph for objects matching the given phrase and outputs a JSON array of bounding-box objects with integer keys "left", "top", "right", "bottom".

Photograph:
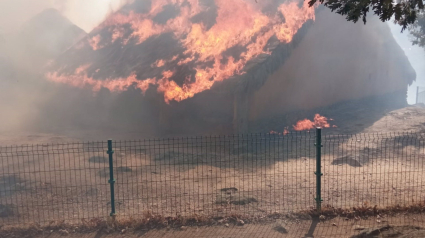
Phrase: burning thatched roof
[
  {"left": 46, "top": 0, "right": 315, "bottom": 103},
  {"left": 37, "top": 1, "right": 417, "bottom": 136}
]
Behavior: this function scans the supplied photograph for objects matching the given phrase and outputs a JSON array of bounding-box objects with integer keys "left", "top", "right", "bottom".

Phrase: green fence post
[
  {"left": 315, "top": 127, "right": 323, "bottom": 212},
  {"left": 107, "top": 139, "right": 116, "bottom": 217}
]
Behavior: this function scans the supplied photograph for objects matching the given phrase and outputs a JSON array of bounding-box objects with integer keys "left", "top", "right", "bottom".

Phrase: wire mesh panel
[
  {"left": 0, "top": 142, "right": 110, "bottom": 225},
  {"left": 112, "top": 132, "right": 316, "bottom": 219},
  {"left": 1, "top": 131, "right": 424, "bottom": 227},
  {"left": 322, "top": 132, "right": 425, "bottom": 209}
]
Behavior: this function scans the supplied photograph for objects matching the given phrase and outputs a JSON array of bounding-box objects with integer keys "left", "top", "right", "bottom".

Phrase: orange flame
[
  {"left": 47, "top": 0, "right": 316, "bottom": 103},
  {"left": 269, "top": 115, "right": 334, "bottom": 134},
  {"left": 293, "top": 114, "right": 331, "bottom": 131},
  {"left": 47, "top": 65, "right": 156, "bottom": 94},
  {"left": 270, "top": 127, "right": 289, "bottom": 135},
  {"left": 111, "top": 27, "right": 126, "bottom": 43},
  {"left": 89, "top": 35, "right": 103, "bottom": 51},
  {"left": 152, "top": 59, "right": 166, "bottom": 68}
]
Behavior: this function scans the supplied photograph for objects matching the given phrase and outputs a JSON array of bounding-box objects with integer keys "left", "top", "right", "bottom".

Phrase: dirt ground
[
  {"left": 2, "top": 214, "right": 425, "bottom": 238},
  {"left": 361, "top": 105, "right": 425, "bottom": 134},
  {"left": 1, "top": 106, "right": 425, "bottom": 236}
]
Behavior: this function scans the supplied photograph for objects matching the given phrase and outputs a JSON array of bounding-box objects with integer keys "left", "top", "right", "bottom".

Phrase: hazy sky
[
  {"left": 388, "top": 22, "right": 425, "bottom": 104},
  {"left": 0, "top": 0, "right": 125, "bottom": 33}
]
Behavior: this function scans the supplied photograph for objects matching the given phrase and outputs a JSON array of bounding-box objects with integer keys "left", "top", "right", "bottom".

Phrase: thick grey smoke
[
  {"left": 0, "top": 0, "right": 125, "bottom": 33},
  {"left": 0, "top": 0, "right": 123, "bottom": 134},
  {"left": 387, "top": 22, "right": 425, "bottom": 104}
]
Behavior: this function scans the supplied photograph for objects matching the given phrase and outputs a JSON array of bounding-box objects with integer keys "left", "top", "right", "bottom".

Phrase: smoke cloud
[
  {"left": 0, "top": 0, "right": 133, "bottom": 136},
  {"left": 0, "top": 0, "right": 125, "bottom": 33},
  {"left": 0, "top": 0, "right": 116, "bottom": 134},
  {"left": 387, "top": 22, "right": 425, "bottom": 104}
]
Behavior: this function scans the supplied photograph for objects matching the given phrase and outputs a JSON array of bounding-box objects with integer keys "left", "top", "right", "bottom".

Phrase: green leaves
[
  {"left": 409, "top": 12, "right": 425, "bottom": 48},
  {"left": 308, "top": 0, "right": 424, "bottom": 31}
]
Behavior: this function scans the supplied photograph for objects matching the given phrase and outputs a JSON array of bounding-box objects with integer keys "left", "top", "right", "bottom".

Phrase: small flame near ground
[{"left": 270, "top": 114, "right": 337, "bottom": 134}]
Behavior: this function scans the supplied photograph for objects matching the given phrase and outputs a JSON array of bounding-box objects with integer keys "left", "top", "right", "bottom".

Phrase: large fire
[{"left": 46, "top": 0, "right": 315, "bottom": 103}]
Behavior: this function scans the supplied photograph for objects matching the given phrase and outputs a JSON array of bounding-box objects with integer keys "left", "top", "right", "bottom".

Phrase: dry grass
[
  {"left": 2, "top": 203, "right": 425, "bottom": 238},
  {"left": 314, "top": 202, "right": 425, "bottom": 220}
]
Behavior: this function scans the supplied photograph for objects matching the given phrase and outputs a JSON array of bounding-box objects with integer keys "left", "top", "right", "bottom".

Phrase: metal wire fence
[{"left": 0, "top": 130, "right": 424, "bottom": 226}]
